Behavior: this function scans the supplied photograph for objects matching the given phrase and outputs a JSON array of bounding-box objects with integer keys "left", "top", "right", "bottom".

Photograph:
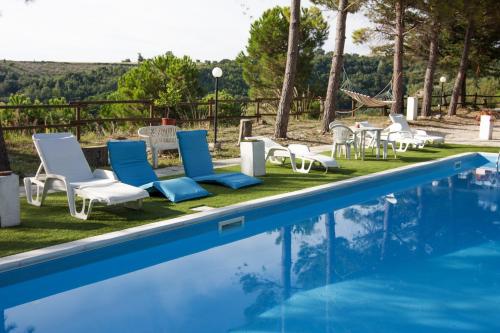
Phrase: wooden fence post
[
  {"left": 149, "top": 101, "right": 154, "bottom": 126},
  {"left": 319, "top": 97, "right": 324, "bottom": 120},
  {"left": 473, "top": 93, "right": 478, "bottom": 108},
  {"left": 256, "top": 99, "right": 261, "bottom": 124},
  {"left": 75, "top": 104, "right": 81, "bottom": 141},
  {"left": 208, "top": 98, "right": 213, "bottom": 129}
]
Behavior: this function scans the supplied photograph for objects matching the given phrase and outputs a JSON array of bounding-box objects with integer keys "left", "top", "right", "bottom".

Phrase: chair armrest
[{"left": 93, "top": 169, "right": 119, "bottom": 181}]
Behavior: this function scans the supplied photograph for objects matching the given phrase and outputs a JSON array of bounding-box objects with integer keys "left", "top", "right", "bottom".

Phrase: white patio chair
[
  {"left": 138, "top": 125, "right": 180, "bottom": 168},
  {"left": 288, "top": 144, "right": 339, "bottom": 173},
  {"left": 385, "top": 123, "right": 425, "bottom": 152},
  {"left": 389, "top": 113, "right": 445, "bottom": 145},
  {"left": 329, "top": 122, "right": 358, "bottom": 159},
  {"left": 246, "top": 136, "right": 338, "bottom": 173},
  {"left": 24, "top": 133, "right": 149, "bottom": 220}
]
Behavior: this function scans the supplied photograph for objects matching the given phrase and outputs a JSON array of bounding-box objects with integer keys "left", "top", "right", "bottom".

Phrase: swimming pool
[{"left": 1, "top": 153, "right": 499, "bottom": 333}]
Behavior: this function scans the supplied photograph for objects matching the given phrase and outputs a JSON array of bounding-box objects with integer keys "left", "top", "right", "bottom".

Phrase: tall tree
[
  {"left": 275, "top": 0, "right": 301, "bottom": 138},
  {"left": 353, "top": 0, "right": 420, "bottom": 113},
  {"left": 420, "top": 20, "right": 439, "bottom": 117},
  {"left": 0, "top": 126, "right": 10, "bottom": 173},
  {"left": 391, "top": 0, "right": 404, "bottom": 114},
  {"left": 239, "top": 6, "right": 327, "bottom": 99},
  {"left": 315, "top": 0, "right": 350, "bottom": 132},
  {"left": 447, "top": 16, "right": 473, "bottom": 116},
  {"left": 419, "top": 0, "right": 449, "bottom": 117}
]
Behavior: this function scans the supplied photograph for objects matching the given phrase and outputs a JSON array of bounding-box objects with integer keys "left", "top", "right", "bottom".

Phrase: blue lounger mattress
[
  {"left": 107, "top": 140, "right": 210, "bottom": 202},
  {"left": 176, "top": 130, "right": 262, "bottom": 189}
]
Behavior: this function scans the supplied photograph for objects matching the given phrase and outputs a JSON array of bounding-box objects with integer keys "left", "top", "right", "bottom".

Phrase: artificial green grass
[{"left": 1, "top": 144, "right": 498, "bottom": 258}]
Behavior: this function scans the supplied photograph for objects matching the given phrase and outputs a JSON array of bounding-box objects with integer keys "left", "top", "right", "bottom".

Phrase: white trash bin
[
  {"left": 0, "top": 172, "right": 21, "bottom": 227},
  {"left": 240, "top": 140, "right": 266, "bottom": 177}
]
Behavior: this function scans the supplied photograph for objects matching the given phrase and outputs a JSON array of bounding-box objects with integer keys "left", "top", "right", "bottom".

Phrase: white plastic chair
[
  {"left": 24, "top": 133, "right": 149, "bottom": 220},
  {"left": 138, "top": 125, "right": 180, "bottom": 168},
  {"left": 329, "top": 122, "right": 358, "bottom": 159},
  {"left": 389, "top": 113, "right": 445, "bottom": 146},
  {"left": 246, "top": 136, "right": 338, "bottom": 173},
  {"left": 288, "top": 144, "right": 339, "bottom": 173}
]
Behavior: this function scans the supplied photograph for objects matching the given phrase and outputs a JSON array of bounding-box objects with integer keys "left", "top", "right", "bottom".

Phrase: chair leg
[
  {"left": 24, "top": 178, "right": 47, "bottom": 207},
  {"left": 125, "top": 199, "right": 143, "bottom": 210},
  {"left": 331, "top": 144, "right": 336, "bottom": 159},
  {"left": 391, "top": 143, "right": 398, "bottom": 158},
  {"left": 346, "top": 145, "right": 351, "bottom": 160},
  {"left": 152, "top": 147, "right": 158, "bottom": 169},
  {"left": 382, "top": 142, "right": 388, "bottom": 159}
]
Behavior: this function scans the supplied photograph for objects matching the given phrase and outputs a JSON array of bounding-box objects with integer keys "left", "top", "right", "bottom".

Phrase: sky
[{"left": 0, "top": 0, "right": 371, "bottom": 63}]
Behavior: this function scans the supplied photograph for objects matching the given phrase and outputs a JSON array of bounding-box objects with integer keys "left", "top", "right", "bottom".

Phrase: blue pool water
[{"left": 1, "top": 154, "right": 499, "bottom": 333}]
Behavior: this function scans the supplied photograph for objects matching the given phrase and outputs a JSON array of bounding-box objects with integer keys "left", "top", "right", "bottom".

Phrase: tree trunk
[
  {"left": 0, "top": 125, "right": 11, "bottom": 173},
  {"left": 321, "top": 0, "right": 349, "bottom": 133},
  {"left": 391, "top": 0, "right": 404, "bottom": 114},
  {"left": 421, "top": 21, "right": 439, "bottom": 117},
  {"left": 448, "top": 18, "right": 473, "bottom": 116},
  {"left": 459, "top": 71, "right": 467, "bottom": 106},
  {"left": 274, "top": 0, "right": 301, "bottom": 138}
]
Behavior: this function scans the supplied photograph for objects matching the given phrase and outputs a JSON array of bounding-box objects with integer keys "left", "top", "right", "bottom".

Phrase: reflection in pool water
[{"left": 1, "top": 166, "right": 499, "bottom": 333}]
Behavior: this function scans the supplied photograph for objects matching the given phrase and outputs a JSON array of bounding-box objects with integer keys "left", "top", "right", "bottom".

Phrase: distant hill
[
  {"left": 2, "top": 60, "right": 136, "bottom": 77},
  {"left": 0, "top": 60, "right": 137, "bottom": 102}
]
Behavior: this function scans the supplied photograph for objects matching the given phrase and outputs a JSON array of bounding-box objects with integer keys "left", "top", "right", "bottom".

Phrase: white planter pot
[
  {"left": 479, "top": 115, "right": 493, "bottom": 140},
  {"left": 0, "top": 173, "right": 21, "bottom": 227},
  {"left": 240, "top": 141, "right": 266, "bottom": 177}
]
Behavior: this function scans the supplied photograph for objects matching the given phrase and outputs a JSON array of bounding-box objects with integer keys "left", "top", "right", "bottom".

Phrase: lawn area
[{"left": 0, "top": 144, "right": 498, "bottom": 258}]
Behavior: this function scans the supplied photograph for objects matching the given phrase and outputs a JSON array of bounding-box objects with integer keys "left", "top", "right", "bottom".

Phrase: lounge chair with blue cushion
[
  {"left": 24, "top": 133, "right": 149, "bottom": 220},
  {"left": 107, "top": 140, "right": 210, "bottom": 203},
  {"left": 176, "top": 130, "right": 262, "bottom": 189}
]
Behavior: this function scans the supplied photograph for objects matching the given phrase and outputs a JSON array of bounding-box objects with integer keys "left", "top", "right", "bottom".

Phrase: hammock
[
  {"left": 340, "top": 89, "right": 394, "bottom": 108},
  {"left": 337, "top": 68, "right": 395, "bottom": 116}
]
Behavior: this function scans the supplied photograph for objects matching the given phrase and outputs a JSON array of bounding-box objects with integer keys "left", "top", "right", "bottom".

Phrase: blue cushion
[
  {"left": 144, "top": 177, "right": 210, "bottom": 203},
  {"left": 176, "top": 130, "right": 215, "bottom": 178},
  {"left": 107, "top": 140, "right": 158, "bottom": 186},
  {"left": 193, "top": 173, "right": 262, "bottom": 189}
]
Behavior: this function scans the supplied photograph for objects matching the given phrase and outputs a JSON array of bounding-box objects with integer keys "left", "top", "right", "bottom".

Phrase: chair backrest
[
  {"left": 138, "top": 125, "right": 179, "bottom": 147},
  {"left": 245, "top": 136, "right": 284, "bottom": 153},
  {"left": 176, "top": 130, "right": 214, "bottom": 178},
  {"left": 107, "top": 140, "right": 158, "bottom": 187},
  {"left": 389, "top": 113, "right": 412, "bottom": 132},
  {"left": 330, "top": 124, "right": 354, "bottom": 144},
  {"left": 32, "top": 133, "right": 94, "bottom": 183}
]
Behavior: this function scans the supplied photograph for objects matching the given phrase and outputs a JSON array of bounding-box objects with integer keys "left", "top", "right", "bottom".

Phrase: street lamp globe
[
  {"left": 212, "top": 67, "right": 223, "bottom": 78},
  {"left": 439, "top": 76, "right": 446, "bottom": 83}
]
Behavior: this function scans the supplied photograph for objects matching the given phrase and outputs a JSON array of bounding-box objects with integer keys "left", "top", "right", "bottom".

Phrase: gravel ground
[{"left": 249, "top": 108, "right": 500, "bottom": 148}]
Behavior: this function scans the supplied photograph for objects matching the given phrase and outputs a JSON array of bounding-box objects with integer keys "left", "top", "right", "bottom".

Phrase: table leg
[
  {"left": 361, "top": 131, "right": 365, "bottom": 161},
  {"left": 376, "top": 130, "right": 381, "bottom": 160}
]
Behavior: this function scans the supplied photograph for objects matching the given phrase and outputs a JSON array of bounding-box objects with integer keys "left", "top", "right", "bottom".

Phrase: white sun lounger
[
  {"left": 24, "top": 133, "right": 149, "bottom": 220},
  {"left": 246, "top": 136, "right": 338, "bottom": 173},
  {"left": 389, "top": 113, "right": 445, "bottom": 146}
]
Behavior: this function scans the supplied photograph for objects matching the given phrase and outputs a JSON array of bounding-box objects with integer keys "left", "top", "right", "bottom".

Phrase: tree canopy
[{"left": 239, "top": 5, "right": 328, "bottom": 98}]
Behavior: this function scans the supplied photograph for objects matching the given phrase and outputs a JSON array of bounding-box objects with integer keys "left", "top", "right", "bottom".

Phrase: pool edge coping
[{"left": 0, "top": 151, "right": 492, "bottom": 273}]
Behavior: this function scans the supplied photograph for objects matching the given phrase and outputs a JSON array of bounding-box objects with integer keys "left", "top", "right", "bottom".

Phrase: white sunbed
[
  {"left": 389, "top": 113, "right": 445, "bottom": 147},
  {"left": 246, "top": 136, "right": 338, "bottom": 173},
  {"left": 25, "top": 133, "right": 149, "bottom": 220}
]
